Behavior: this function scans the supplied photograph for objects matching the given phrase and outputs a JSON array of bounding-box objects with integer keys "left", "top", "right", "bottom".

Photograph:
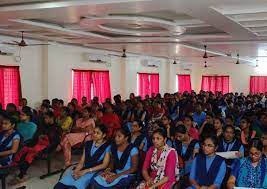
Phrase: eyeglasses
[
  {"left": 249, "top": 152, "right": 261, "bottom": 157},
  {"left": 203, "top": 144, "right": 215, "bottom": 148}
]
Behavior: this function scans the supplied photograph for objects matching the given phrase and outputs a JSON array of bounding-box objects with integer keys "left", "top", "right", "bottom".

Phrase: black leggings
[
  {"left": 18, "top": 161, "right": 30, "bottom": 179},
  {"left": 54, "top": 183, "right": 78, "bottom": 189}
]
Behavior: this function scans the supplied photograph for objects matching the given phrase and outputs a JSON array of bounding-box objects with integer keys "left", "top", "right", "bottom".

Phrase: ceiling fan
[
  {"left": 109, "top": 49, "right": 127, "bottom": 58},
  {"left": 202, "top": 45, "right": 220, "bottom": 58},
  {"left": 2, "top": 31, "right": 49, "bottom": 47}
]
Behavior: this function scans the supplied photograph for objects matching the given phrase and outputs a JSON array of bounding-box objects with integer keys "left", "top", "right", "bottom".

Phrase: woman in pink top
[
  {"left": 137, "top": 128, "right": 179, "bottom": 189},
  {"left": 183, "top": 115, "right": 199, "bottom": 140},
  {"left": 59, "top": 107, "right": 95, "bottom": 167}
]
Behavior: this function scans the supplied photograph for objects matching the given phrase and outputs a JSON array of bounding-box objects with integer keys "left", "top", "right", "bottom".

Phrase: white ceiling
[{"left": 1, "top": 0, "right": 267, "bottom": 65}]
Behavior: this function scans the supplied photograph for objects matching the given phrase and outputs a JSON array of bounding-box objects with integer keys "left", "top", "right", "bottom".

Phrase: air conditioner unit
[
  {"left": 141, "top": 59, "right": 161, "bottom": 68},
  {"left": 83, "top": 53, "right": 107, "bottom": 64},
  {"left": 180, "top": 63, "right": 192, "bottom": 71}
]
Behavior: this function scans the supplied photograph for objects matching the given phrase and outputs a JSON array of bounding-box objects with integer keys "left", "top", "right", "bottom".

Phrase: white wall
[
  {"left": 1, "top": 37, "right": 267, "bottom": 108},
  {"left": 47, "top": 44, "right": 123, "bottom": 103},
  {"left": 0, "top": 45, "right": 44, "bottom": 108}
]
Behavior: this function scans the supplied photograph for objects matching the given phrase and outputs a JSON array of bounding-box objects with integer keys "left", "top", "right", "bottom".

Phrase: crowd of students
[{"left": 0, "top": 91, "right": 267, "bottom": 189}]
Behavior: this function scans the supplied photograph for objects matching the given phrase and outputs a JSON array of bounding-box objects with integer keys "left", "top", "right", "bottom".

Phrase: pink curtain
[
  {"left": 177, "top": 74, "right": 191, "bottom": 93},
  {"left": 92, "top": 71, "right": 111, "bottom": 102},
  {"left": 150, "top": 74, "right": 159, "bottom": 95},
  {"left": 250, "top": 76, "right": 267, "bottom": 94},
  {"left": 201, "top": 75, "right": 229, "bottom": 94},
  {"left": 138, "top": 73, "right": 150, "bottom": 98},
  {"left": 0, "top": 66, "right": 21, "bottom": 108},
  {"left": 138, "top": 73, "right": 159, "bottom": 98},
  {"left": 72, "top": 70, "right": 92, "bottom": 104}
]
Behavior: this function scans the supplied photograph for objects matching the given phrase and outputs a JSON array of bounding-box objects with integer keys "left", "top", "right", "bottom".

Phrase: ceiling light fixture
[
  {"left": 256, "top": 59, "right": 259, "bottom": 67},
  {"left": 173, "top": 60, "right": 177, "bottom": 64},
  {"left": 204, "top": 60, "right": 207, "bottom": 68},
  {"left": 236, "top": 54, "right": 240, "bottom": 64}
]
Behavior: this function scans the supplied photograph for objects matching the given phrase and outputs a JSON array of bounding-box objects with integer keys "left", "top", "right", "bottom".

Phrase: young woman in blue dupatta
[
  {"left": 90, "top": 127, "right": 138, "bottom": 189},
  {"left": 188, "top": 135, "right": 226, "bottom": 189},
  {"left": 130, "top": 121, "right": 147, "bottom": 152},
  {"left": 172, "top": 124, "right": 199, "bottom": 187},
  {"left": 217, "top": 125, "right": 244, "bottom": 189},
  {"left": 54, "top": 124, "right": 111, "bottom": 189},
  {"left": 0, "top": 114, "right": 20, "bottom": 166},
  {"left": 227, "top": 138, "right": 267, "bottom": 188}
]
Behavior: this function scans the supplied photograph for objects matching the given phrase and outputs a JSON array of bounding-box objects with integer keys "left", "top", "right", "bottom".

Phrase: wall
[
  {"left": 47, "top": 44, "right": 123, "bottom": 103},
  {"left": 1, "top": 35, "right": 267, "bottom": 108},
  {"left": 0, "top": 44, "right": 44, "bottom": 108},
  {"left": 172, "top": 62, "right": 267, "bottom": 94}
]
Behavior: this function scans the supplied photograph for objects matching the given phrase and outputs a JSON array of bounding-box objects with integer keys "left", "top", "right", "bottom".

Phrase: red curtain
[
  {"left": 0, "top": 66, "right": 22, "bottom": 108},
  {"left": 150, "top": 74, "right": 159, "bottom": 95},
  {"left": 92, "top": 71, "right": 111, "bottom": 102},
  {"left": 250, "top": 76, "right": 267, "bottom": 94},
  {"left": 72, "top": 70, "right": 111, "bottom": 103},
  {"left": 138, "top": 73, "right": 159, "bottom": 98},
  {"left": 201, "top": 75, "right": 229, "bottom": 94},
  {"left": 177, "top": 74, "right": 191, "bottom": 93},
  {"left": 72, "top": 70, "right": 92, "bottom": 104}
]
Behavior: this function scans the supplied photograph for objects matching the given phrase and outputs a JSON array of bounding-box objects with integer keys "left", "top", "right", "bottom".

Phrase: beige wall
[{"left": 0, "top": 37, "right": 267, "bottom": 108}]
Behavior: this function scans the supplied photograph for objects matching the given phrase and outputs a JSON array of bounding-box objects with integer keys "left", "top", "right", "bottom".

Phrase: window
[
  {"left": 250, "top": 76, "right": 267, "bottom": 94},
  {"left": 201, "top": 75, "right": 229, "bottom": 94},
  {"left": 177, "top": 74, "right": 191, "bottom": 93},
  {"left": 72, "top": 70, "right": 111, "bottom": 103},
  {"left": 137, "top": 73, "right": 159, "bottom": 98},
  {"left": 0, "top": 66, "right": 22, "bottom": 108}
]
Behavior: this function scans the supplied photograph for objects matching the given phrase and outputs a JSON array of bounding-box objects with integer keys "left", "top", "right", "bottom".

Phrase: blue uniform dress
[
  {"left": 58, "top": 142, "right": 110, "bottom": 189},
  {"left": 0, "top": 131, "right": 20, "bottom": 166},
  {"left": 231, "top": 157, "right": 267, "bottom": 188},
  {"left": 131, "top": 135, "right": 148, "bottom": 152},
  {"left": 192, "top": 112, "right": 206, "bottom": 128},
  {"left": 92, "top": 146, "right": 138, "bottom": 189},
  {"left": 170, "top": 139, "right": 199, "bottom": 176},
  {"left": 188, "top": 154, "right": 226, "bottom": 189}
]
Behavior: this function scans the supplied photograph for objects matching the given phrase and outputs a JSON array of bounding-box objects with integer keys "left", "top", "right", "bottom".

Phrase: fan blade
[
  {"left": 108, "top": 54, "right": 121, "bottom": 57},
  {"left": 1, "top": 42, "right": 18, "bottom": 45},
  {"left": 26, "top": 43, "right": 50, "bottom": 46},
  {"left": 12, "top": 41, "right": 20, "bottom": 44},
  {"left": 208, "top": 55, "right": 220, "bottom": 58}
]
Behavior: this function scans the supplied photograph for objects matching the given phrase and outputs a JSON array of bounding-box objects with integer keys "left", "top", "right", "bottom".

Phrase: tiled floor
[{"left": 5, "top": 153, "right": 80, "bottom": 189}]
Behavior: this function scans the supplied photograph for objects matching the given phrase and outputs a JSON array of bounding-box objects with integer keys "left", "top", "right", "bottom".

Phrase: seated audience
[
  {"left": 227, "top": 138, "right": 267, "bottom": 188},
  {"left": 100, "top": 104, "right": 121, "bottom": 139},
  {"left": 6, "top": 103, "right": 19, "bottom": 122},
  {"left": 55, "top": 124, "right": 110, "bottom": 189},
  {"left": 137, "top": 128, "right": 179, "bottom": 189},
  {"left": 58, "top": 107, "right": 95, "bottom": 167},
  {"left": 183, "top": 115, "right": 199, "bottom": 140},
  {"left": 217, "top": 125, "right": 244, "bottom": 188},
  {"left": 17, "top": 106, "right": 37, "bottom": 142},
  {"left": 57, "top": 106, "right": 73, "bottom": 134},
  {"left": 130, "top": 121, "right": 147, "bottom": 152},
  {"left": 90, "top": 127, "right": 138, "bottom": 189},
  {"left": 0, "top": 91, "right": 267, "bottom": 188},
  {"left": 192, "top": 103, "right": 206, "bottom": 128},
  {"left": 188, "top": 135, "right": 226, "bottom": 189},
  {"left": 11, "top": 111, "right": 61, "bottom": 185},
  {"left": 261, "top": 132, "right": 267, "bottom": 157},
  {"left": 172, "top": 125, "right": 199, "bottom": 184},
  {"left": 240, "top": 117, "right": 256, "bottom": 146},
  {"left": 0, "top": 114, "right": 20, "bottom": 166}
]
